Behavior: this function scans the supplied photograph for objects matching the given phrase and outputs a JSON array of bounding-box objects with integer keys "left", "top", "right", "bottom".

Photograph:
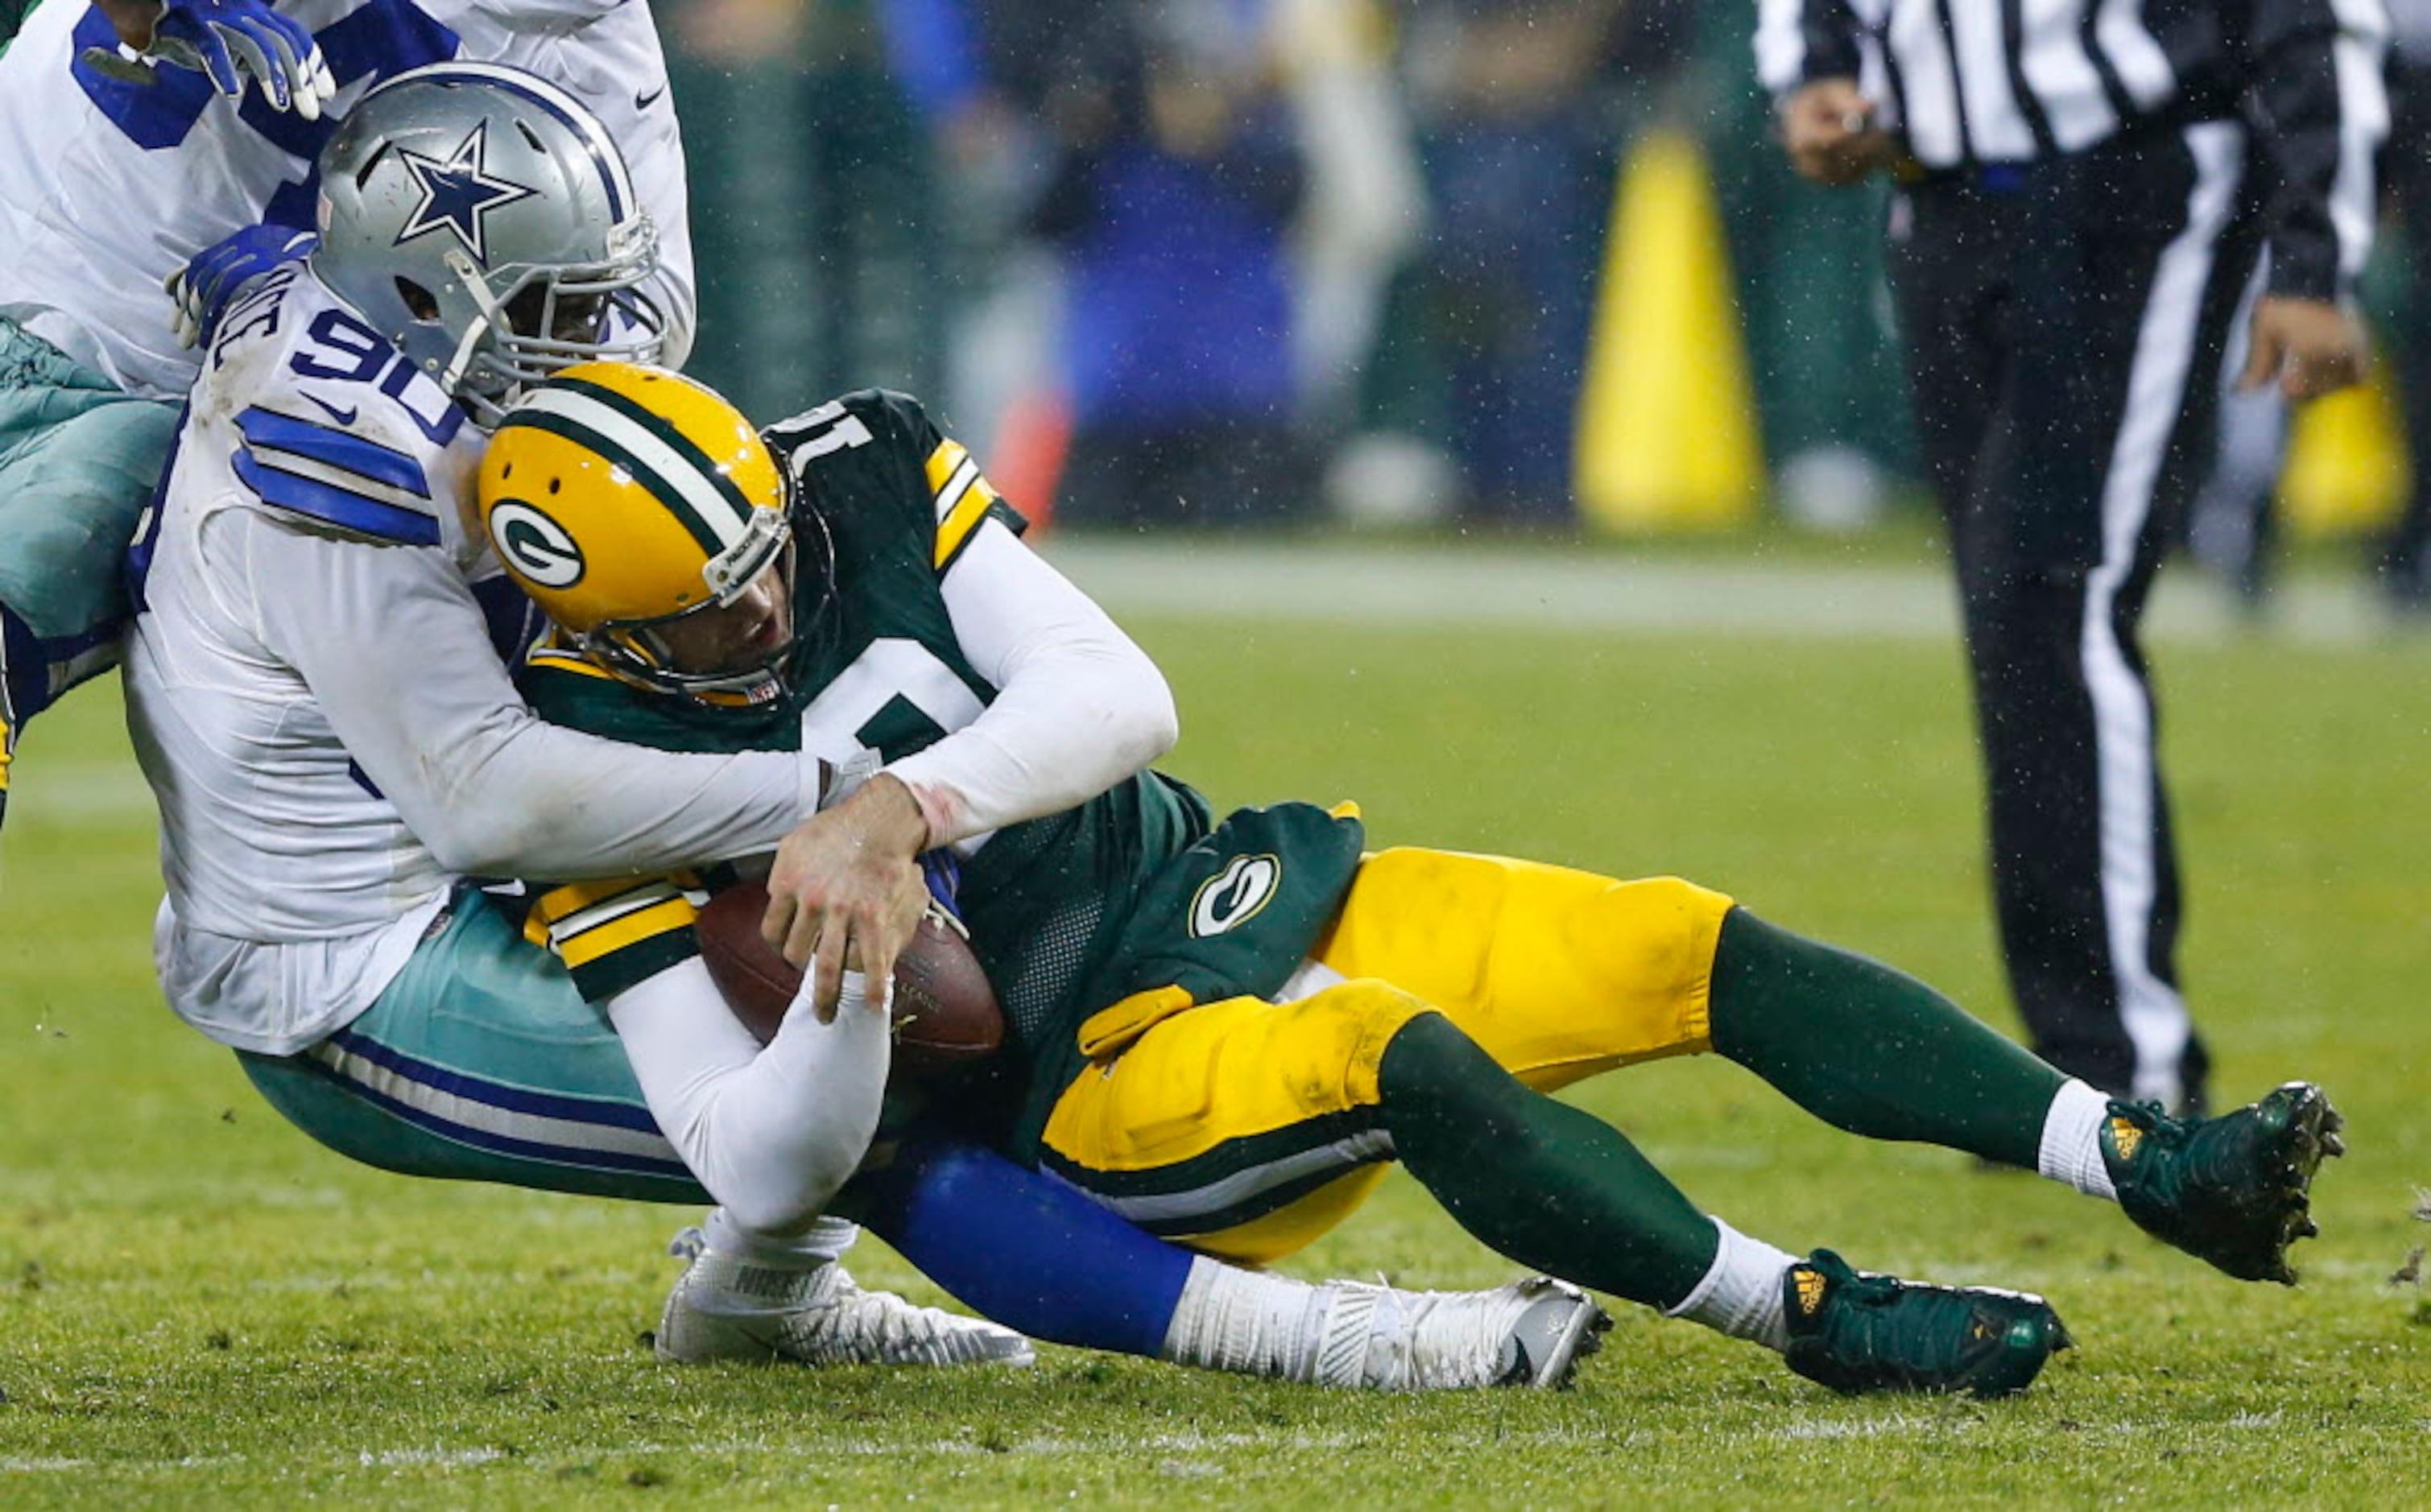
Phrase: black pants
[
  {"left": 2381, "top": 57, "right": 2431, "bottom": 593},
  {"left": 1885, "top": 123, "right": 2268, "bottom": 1107}
]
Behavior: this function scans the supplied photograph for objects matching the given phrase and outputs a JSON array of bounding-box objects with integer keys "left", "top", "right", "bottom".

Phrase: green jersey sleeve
[
  {"left": 523, "top": 871, "right": 708, "bottom": 1003},
  {"left": 761, "top": 390, "right": 1028, "bottom": 582}
]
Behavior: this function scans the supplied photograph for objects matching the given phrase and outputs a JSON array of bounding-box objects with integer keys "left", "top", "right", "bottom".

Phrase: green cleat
[
  {"left": 1781, "top": 1250, "right": 2071, "bottom": 1398},
  {"left": 2101, "top": 1081, "right": 2344, "bottom": 1284}
]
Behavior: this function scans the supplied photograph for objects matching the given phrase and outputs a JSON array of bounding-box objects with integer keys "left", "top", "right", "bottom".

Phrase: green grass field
[{"left": 3, "top": 547, "right": 2428, "bottom": 1508}]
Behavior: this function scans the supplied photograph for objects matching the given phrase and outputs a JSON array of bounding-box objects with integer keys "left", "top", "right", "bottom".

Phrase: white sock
[
  {"left": 1666, "top": 1217, "right": 1796, "bottom": 1353},
  {"left": 2036, "top": 1080, "right": 2119, "bottom": 1201},
  {"left": 1160, "top": 1256, "right": 1329, "bottom": 1382},
  {"left": 703, "top": 1207, "right": 858, "bottom": 1268},
  {"left": 685, "top": 1209, "right": 859, "bottom": 1309}
]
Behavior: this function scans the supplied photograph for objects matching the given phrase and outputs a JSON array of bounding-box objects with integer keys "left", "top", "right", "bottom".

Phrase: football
[{"left": 693, "top": 878, "right": 1006, "bottom": 1077}]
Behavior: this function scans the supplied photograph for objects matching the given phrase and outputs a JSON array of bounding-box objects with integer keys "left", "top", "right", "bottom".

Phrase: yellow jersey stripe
[
  {"left": 532, "top": 875, "right": 656, "bottom": 927},
  {"left": 933, "top": 477, "right": 1000, "bottom": 572},
  {"left": 556, "top": 894, "right": 699, "bottom": 972},
  {"left": 924, "top": 438, "right": 971, "bottom": 498},
  {"left": 526, "top": 647, "right": 617, "bottom": 682},
  {"left": 932, "top": 452, "right": 980, "bottom": 523},
  {"left": 549, "top": 880, "right": 688, "bottom": 941}
]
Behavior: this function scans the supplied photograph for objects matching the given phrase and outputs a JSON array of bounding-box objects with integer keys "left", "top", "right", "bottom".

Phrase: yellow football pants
[{"left": 1038, "top": 848, "right": 1734, "bottom": 1264}]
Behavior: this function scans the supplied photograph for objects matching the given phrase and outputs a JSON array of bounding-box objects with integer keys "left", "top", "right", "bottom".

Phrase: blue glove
[
  {"left": 917, "top": 849, "right": 964, "bottom": 923},
  {"left": 167, "top": 224, "right": 316, "bottom": 348},
  {"left": 147, "top": 0, "right": 333, "bottom": 119}
]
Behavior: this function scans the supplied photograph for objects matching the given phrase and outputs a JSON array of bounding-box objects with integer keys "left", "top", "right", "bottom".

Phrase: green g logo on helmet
[{"left": 486, "top": 499, "right": 586, "bottom": 589}]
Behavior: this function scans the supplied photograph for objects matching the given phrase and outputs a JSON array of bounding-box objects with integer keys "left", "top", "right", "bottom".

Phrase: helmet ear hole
[{"left": 395, "top": 278, "right": 440, "bottom": 320}]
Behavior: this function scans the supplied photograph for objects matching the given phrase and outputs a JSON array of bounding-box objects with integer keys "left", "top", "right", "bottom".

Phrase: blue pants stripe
[
  {"left": 303, "top": 1039, "right": 694, "bottom": 1183},
  {"left": 324, "top": 1024, "right": 666, "bottom": 1134},
  {"left": 238, "top": 894, "right": 710, "bottom": 1205}
]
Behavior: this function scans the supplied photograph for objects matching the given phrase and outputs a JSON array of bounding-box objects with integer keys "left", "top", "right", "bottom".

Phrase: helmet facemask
[
  {"left": 312, "top": 65, "right": 667, "bottom": 424},
  {"left": 578, "top": 496, "right": 800, "bottom": 705},
  {"left": 436, "top": 217, "right": 668, "bottom": 419},
  {"left": 480, "top": 362, "right": 842, "bottom": 709}
]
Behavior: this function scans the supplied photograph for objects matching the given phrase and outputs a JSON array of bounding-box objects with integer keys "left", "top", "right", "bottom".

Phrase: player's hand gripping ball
[{"left": 695, "top": 877, "right": 1005, "bottom": 1077}]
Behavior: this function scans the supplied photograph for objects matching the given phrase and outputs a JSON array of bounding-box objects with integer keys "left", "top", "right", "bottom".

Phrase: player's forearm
[
  {"left": 610, "top": 960, "right": 890, "bottom": 1233},
  {"left": 883, "top": 643, "right": 1177, "bottom": 845},
  {"left": 888, "top": 523, "right": 1178, "bottom": 845},
  {"left": 238, "top": 514, "right": 813, "bottom": 877},
  {"left": 431, "top": 713, "right": 815, "bottom": 877},
  {"left": 321, "top": 647, "right": 818, "bottom": 877}
]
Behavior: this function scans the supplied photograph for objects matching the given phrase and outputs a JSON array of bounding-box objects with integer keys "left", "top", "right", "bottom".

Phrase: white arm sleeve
[
  {"left": 607, "top": 960, "right": 890, "bottom": 1233},
  {"left": 232, "top": 513, "right": 817, "bottom": 876},
  {"left": 880, "top": 520, "right": 1180, "bottom": 846}
]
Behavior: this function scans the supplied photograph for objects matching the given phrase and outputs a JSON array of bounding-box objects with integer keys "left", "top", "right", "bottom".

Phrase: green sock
[
  {"left": 1377, "top": 1014, "right": 1718, "bottom": 1311},
  {"left": 1707, "top": 908, "right": 2065, "bottom": 1168}
]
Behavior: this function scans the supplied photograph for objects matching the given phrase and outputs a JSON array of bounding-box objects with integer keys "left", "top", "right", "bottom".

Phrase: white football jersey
[
  {"left": 124, "top": 267, "right": 808, "bottom": 1055},
  {"left": 125, "top": 266, "right": 487, "bottom": 1053},
  {"left": 0, "top": 0, "right": 693, "bottom": 399}
]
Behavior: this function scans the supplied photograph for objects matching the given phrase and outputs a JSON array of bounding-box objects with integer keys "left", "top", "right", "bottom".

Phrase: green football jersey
[
  {"left": 518, "top": 390, "right": 1209, "bottom": 1081},
  {"left": 519, "top": 389, "right": 1371, "bottom": 1156}
]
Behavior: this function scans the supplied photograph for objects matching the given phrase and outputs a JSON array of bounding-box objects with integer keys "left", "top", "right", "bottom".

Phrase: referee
[
  {"left": 1755, "top": 0, "right": 2389, "bottom": 1112},
  {"left": 2381, "top": 0, "right": 2430, "bottom": 607}
]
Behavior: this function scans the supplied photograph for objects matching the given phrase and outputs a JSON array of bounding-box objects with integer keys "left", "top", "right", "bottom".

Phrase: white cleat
[
  {"left": 1313, "top": 1275, "right": 1610, "bottom": 1390},
  {"left": 655, "top": 1226, "right": 1036, "bottom": 1369}
]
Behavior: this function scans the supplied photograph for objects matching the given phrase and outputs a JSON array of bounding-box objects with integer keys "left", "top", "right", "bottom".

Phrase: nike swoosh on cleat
[
  {"left": 300, "top": 391, "right": 359, "bottom": 428},
  {"left": 636, "top": 85, "right": 668, "bottom": 110}
]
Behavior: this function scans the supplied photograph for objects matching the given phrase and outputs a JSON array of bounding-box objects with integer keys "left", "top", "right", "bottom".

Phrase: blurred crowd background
[{"left": 659, "top": 0, "right": 2429, "bottom": 609}]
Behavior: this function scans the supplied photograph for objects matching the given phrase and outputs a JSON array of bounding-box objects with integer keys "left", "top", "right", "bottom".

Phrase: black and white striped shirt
[{"left": 1755, "top": 0, "right": 2391, "bottom": 298}]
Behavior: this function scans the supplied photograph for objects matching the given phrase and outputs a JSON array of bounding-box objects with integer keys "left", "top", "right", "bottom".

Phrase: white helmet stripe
[
  {"left": 513, "top": 386, "right": 756, "bottom": 546},
  {"left": 378, "top": 62, "right": 637, "bottom": 221}
]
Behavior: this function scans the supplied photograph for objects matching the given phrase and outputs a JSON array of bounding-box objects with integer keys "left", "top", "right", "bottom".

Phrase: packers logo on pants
[{"left": 1044, "top": 849, "right": 1736, "bottom": 1266}]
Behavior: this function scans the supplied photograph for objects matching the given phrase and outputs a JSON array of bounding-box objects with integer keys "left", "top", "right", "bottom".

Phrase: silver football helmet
[{"left": 312, "top": 63, "right": 665, "bottom": 418}]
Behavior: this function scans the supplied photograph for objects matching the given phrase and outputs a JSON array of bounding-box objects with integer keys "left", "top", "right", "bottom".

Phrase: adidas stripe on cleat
[
  {"left": 1781, "top": 1249, "right": 2071, "bottom": 1398},
  {"left": 2102, "top": 1081, "right": 2345, "bottom": 1285}
]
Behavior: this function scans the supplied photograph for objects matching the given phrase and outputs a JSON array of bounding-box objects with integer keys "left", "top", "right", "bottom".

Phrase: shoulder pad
[
  {"left": 231, "top": 405, "right": 443, "bottom": 547},
  {"left": 759, "top": 389, "right": 918, "bottom": 473},
  {"left": 209, "top": 278, "right": 465, "bottom": 547},
  {"left": 760, "top": 390, "right": 1023, "bottom": 575}
]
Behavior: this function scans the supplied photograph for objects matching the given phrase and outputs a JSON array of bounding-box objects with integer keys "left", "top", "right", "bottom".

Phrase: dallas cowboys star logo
[{"left": 393, "top": 121, "right": 537, "bottom": 262}]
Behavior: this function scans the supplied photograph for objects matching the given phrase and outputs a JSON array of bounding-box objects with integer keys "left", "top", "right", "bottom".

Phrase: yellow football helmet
[{"left": 478, "top": 361, "right": 808, "bottom": 700}]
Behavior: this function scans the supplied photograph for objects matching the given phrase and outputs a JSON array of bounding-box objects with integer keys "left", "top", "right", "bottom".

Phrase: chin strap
[{"left": 578, "top": 623, "right": 788, "bottom": 708}]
